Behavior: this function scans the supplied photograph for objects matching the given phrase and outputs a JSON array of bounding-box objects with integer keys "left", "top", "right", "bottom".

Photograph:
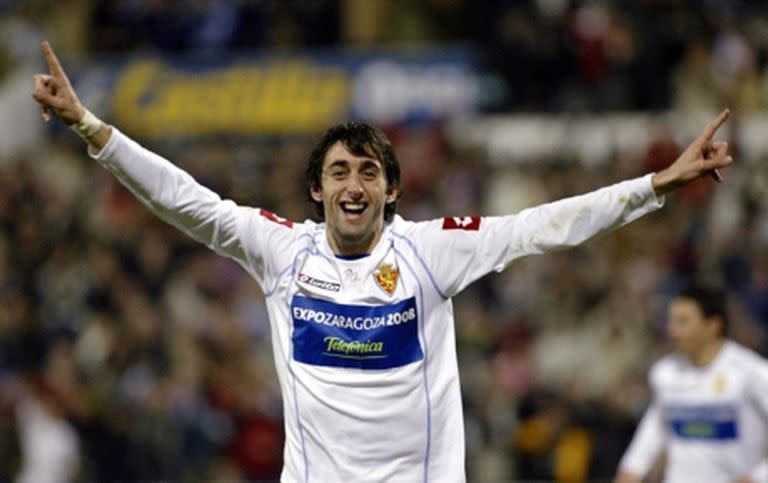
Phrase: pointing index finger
[
  {"left": 41, "top": 41, "right": 66, "bottom": 78},
  {"left": 701, "top": 108, "right": 730, "bottom": 141}
]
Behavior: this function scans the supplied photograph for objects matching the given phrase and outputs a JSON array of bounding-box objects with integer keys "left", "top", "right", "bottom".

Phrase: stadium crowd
[
  {"left": 1, "top": 0, "right": 768, "bottom": 482},
  {"left": 17, "top": 0, "right": 768, "bottom": 113}
]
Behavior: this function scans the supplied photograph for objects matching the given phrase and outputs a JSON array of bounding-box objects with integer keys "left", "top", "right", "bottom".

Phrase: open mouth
[{"left": 340, "top": 202, "right": 368, "bottom": 216}]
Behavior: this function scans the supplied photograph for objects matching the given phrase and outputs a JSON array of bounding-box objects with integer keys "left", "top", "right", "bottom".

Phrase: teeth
[{"left": 341, "top": 202, "right": 366, "bottom": 213}]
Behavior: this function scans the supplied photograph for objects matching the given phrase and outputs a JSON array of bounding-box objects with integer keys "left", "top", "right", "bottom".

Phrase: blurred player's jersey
[
  {"left": 90, "top": 129, "right": 663, "bottom": 483},
  {"left": 620, "top": 341, "right": 768, "bottom": 482}
]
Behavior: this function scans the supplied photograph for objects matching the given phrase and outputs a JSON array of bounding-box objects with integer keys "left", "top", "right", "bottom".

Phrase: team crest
[
  {"left": 374, "top": 263, "right": 399, "bottom": 296},
  {"left": 714, "top": 374, "right": 726, "bottom": 394}
]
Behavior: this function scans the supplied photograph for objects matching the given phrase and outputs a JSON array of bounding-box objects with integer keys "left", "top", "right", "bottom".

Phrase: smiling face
[{"left": 311, "top": 141, "right": 398, "bottom": 255}]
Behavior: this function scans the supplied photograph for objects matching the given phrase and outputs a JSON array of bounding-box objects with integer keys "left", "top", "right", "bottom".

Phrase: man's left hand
[{"left": 652, "top": 109, "right": 732, "bottom": 196}]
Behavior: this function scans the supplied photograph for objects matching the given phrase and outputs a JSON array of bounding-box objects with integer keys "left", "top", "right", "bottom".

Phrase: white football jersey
[
  {"left": 90, "top": 129, "right": 664, "bottom": 482},
  {"left": 619, "top": 341, "right": 768, "bottom": 482}
]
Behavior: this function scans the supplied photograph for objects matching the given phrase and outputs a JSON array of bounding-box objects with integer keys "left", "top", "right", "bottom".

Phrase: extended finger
[
  {"left": 700, "top": 108, "right": 730, "bottom": 141},
  {"left": 41, "top": 41, "right": 68, "bottom": 80}
]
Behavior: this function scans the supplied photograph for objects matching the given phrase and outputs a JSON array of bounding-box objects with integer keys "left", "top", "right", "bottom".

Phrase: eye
[
  {"left": 361, "top": 169, "right": 377, "bottom": 180},
  {"left": 330, "top": 169, "right": 346, "bottom": 179}
]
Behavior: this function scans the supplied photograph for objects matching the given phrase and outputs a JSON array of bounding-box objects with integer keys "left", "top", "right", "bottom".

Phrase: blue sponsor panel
[
  {"left": 665, "top": 404, "right": 739, "bottom": 441},
  {"left": 291, "top": 295, "right": 423, "bottom": 370}
]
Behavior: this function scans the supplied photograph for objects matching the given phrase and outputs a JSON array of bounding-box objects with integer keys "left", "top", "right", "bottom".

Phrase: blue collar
[{"left": 335, "top": 253, "right": 369, "bottom": 260}]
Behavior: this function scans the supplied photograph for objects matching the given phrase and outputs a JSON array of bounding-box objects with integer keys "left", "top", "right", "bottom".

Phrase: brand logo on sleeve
[
  {"left": 373, "top": 263, "right": 399, "bottom": 296},
  {"left": 442, "top": 216, "right": 481, "bottom": 231},
  {"left": 291, "top": 295, "right": 422, "bottom": 369},
  {"left": 259, "top": 209, "right": 293, "bottom": 228}
]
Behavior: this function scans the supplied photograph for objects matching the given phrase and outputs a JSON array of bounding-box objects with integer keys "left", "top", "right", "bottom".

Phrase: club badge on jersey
[
  {"left": 714, "top": 374, "right": 726, "bottom": 394},
  {"left": 373, "top": 262, "right": 399, "bottom": 296}
]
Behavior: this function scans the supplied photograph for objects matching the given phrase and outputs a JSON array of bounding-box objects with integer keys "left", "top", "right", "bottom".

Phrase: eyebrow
[{"left": 326, "top": 159, "right": 382, "bottom": 169}]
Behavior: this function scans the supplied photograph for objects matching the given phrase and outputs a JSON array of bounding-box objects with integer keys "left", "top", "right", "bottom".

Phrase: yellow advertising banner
[{"left": 112, "top": 59, "right": 350, "bottom": 137}]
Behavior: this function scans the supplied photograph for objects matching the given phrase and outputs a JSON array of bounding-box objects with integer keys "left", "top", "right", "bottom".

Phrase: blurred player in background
[
  {"left": 615, "top": 284, "right": 768, "bottom": 483},
  {"left": 32, "top": 40, "right": 735, "bottom": 483}
]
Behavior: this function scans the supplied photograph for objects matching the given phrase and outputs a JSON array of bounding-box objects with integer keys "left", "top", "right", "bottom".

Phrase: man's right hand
[
  {"left": 32, "top": 41, "right": 111, "bottom": 149},
  {"left": 32, "top": 41, "right": 86, "bottom": 125}
]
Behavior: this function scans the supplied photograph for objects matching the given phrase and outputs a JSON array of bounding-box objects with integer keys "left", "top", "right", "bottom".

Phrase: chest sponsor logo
[
  {"left": 442, "top": 216, "right": 481, "bottom": 231},
  {"left": 259, "top": 209, "right": 293, "bottom": 228},
  {"left": 297, "top": 273, "right": 340, "bottom": 292},
  {"left": 373, "top": 262, "right": 398, "bottom": 296},
  {"left": 664, "top": 404, "right": 739, "bottom": 441},
  {"left": 291, "top": 295, "right": 422, "bottom": 369}
]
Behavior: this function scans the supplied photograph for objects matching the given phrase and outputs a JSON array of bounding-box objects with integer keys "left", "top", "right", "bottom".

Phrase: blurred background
[{"left": 1, "top": 0, "right": 768, "bottom": 482}]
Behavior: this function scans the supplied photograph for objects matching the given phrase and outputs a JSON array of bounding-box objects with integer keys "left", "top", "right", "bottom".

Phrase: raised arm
[
  {"left": 407, "top": 110, "right": 733, "bottom": 297},
  {"left": 30, "top": 42, "right": 292, "bottom": 285}
]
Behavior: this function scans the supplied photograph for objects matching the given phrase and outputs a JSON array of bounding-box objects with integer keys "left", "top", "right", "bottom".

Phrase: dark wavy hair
[
  {"left": 676, "top": 283, "right": 729, "bottom": 337},
  {"left": 306, "top": 121, "right": 402, "bottom": 222}
]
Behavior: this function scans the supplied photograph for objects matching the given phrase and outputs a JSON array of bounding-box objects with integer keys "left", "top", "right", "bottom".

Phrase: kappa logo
[
  {"left": 259, "top": 209, "right": 293, "bottom": 228},
  {"left": 297, "top": 273, "right": 341, "bottom": 292},
  {"left": 373, "top": 263, "right": 399, "bottom": 296},
  {"left": 442, "top": 216, "right": 481, "bottom": 231}
]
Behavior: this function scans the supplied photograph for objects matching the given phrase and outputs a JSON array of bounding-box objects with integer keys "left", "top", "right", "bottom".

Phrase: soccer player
[
  {"left": 615, "top": 285, "right": 768, "bottom": 483},
  {"left": 32, "top": 41, "right": 734, "bottom": 482}
]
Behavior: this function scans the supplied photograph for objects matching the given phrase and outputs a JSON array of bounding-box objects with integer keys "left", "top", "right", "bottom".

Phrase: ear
[
  {"left": 707, "top": 315, "right": 725, "bottom": 338},
  {"left": 385, "top": 184, "right": 399, "bottom": 204},
  {"left": 310, "top": 185, "right": 323, "bottom": 203}
]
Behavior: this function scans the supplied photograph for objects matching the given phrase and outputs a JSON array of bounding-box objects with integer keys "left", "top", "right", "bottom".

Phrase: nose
[{"left": 345, "top": 174, "right": 364, "bottom": 199}]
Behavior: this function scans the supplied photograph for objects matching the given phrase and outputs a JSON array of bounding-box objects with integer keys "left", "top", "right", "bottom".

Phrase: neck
[
  {"left": 689, "top": 339, "right": 725, "bottom": 367},
  {"left": 328, "top": 227, "right": 383, "bottom": 257}
]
